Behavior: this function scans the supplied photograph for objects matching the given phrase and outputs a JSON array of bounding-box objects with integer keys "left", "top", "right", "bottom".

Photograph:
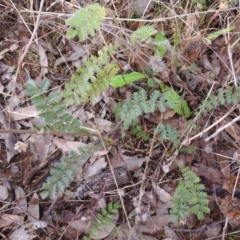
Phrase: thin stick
[
  {"left": 10, "top": 0, "right": 45, "bottom": 97},
  {"left": 205, "top": 116, "right": 240, "bottom": 142},
  {"left": 182, "top": 106, "right": 235, "bottom": 145}
]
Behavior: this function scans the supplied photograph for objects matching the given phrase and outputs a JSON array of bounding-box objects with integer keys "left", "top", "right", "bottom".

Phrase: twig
[
  {"left": 9, "top": 0, "right": 44, "bottom": 98},
  {"left": 0, "top": 128, "right": 100, "bottom": 137},
  {"left": 42, "top": 193, "right": 61, "bottom": 221},
  {"left": 182, "top": 106, "right": 235, "bottom": 145},
  {"left": 205, "top": 116, "right": 240, "bottom": 142}
]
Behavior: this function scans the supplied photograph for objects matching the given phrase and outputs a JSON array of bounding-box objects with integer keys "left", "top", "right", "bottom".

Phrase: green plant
[
  {"left": 170, "top": 164, "right": 210, "bottom": 222},
  {"left": 41, "top": 143, "right": 102, "bottom": 199},
  {"left": 130, "top": 25, "right": 157, "bottom": 45},
  {"left": 26, "top": 79, "right": 81, "bottom": 133},
  {"left": 25, "top": 4, "right": 189, "bottom": 199},
  {"left": 66, "top": 4, "right": 106, "bottom": 41},
  {"left": 119, "top": 88, "right": 189, "bottom": 131},
  {"left": 196, "top": 87, "right": 240, "bottom": 118},
  {"left": 155, "top": 124, "right": 180, "bottom": 148},
  {"left": 154, "top": 31, "right": 171, "bottom": 58},
  {"left": 131, "top": 123, "right": 150, "bottom": 141},
  {"left": 62, "top": 44, "right": 120, "bottom": 105},
  {"left": 84, "top": 202, "right": 120, "bottom": 240}
]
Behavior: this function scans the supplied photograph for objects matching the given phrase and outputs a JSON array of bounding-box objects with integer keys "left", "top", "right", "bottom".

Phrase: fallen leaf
[
  {"left": 119, "top": 155, "right": 147, "bottom": 171},
  {"left": 83, "top": 157, "right": 107, "bottom": 178},
  {"left": 195, "top": 164, "right": 223, "bottom": 184},
  {"left": 27, "top": 193, "right": 39, "bottom": 222},
  {"left": 145, "top": 215, "right": 172, "bottom": 233},
  {"left": 9, "top": 226, "right": 35, "bottom": 240},
  {"left": 0, "top": 43, "right": 19, "bottom": 60},
  {"left": 0, "top": 111, "right": 18, "bottom": 162},
  {"left": 95, "top": 118, "right": 113, "bottom": 133},
  {"left": 0, "top": 214, "right": 23, "bottom": 228},
  {"left": 54, "top": 44, "right": 86, "bottom": 67},
  {"left": 9, "top": 106, "right": 39, "bottom": 121},
  {"left": 12, "top": 186, "right": 27, "bottom": 215},
  {"left": 155, "top": 186, "right": 172, "bottom": 204},
  {"left": 0, "top": 185, "right": 8, "bottom": 200},
  {"left": 52, "top": 138, "right": 86, "bottom": 152},
  {"left": 30, "top": 135, "right": 50, "bottom": 159},
  {"left": 36, "top": 44, "right": 48, "bottom": 81},
  {"left": 204, "top": 222, "right": 222, "bottom": 238},
  {"left": 164, "top": 226, "right": 178, "bottom": 239}
]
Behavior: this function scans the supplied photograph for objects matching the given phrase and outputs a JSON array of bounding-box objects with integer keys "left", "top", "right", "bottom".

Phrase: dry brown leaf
[
  {"left": 9, "top": 226, "right": 35, "bottom": 240},
  {"left": 164, "top": 226, "right": 178, "bottom": 239},
  {"left": 65, "top": 219, "right": 90, "bottom": 238},
  {"left": 0, "top": 111, "right": 18, "bottom": 162},
  {"left": 37, "top": 44, "right": 48, "bottom": 81},
  {"left": 119, "top": 155, "right": 147, "bottom": 171},
  {"left": 204, "top": 222, "right": 222, "bottom": 238},
  {"left": 133, "top": 0, "right": 154, "bottom": 15},
  {"left": 0, "top": 185, "right": 8, "bottom": 200},
  {"left": 221, "top": 117, "right": 240, "bottom": 143},
  {"left": 0, "top": 43, "right": 19, "bottom": 60},
  {"left": 145, "top": 215, "right": 172, "bottom": 234},
  {"left": 219, "top": 160, "right": 230, "bottom": 179},
  {"left": 12, "top": 186, "right": 27, "bottom": 215},
  {"left": 27, "top": 193, "right": 39, "bottom": 222},
  {"left": 185, "top": 15, "right": 198, "bottom": 37},
  {"left": 95, "top": 118, "right": 113, "bottom": 133},
  {"left": 30, "top": 135, "right": 50, "bottom": 160},
  {"left": 0, "top": 214, "right": 24, "bottom": 228},
  {"left": 195, "top": 164, "right": 223, "bottom": 184},
  {"left": 83, "top": 157, "right": 107, "bottom": 178},
  {"left": 54, "top": 44, "right": 85, "bottom": 67},
  {"left": 155, "top": 186, "right": 172, "bottom": 204},
  {"left": 52, "top": 137, "right": 86, "bottom": 152}
]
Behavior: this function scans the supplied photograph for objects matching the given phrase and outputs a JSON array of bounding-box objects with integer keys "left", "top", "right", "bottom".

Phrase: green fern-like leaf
[
  {"left": 119, "top": 89, "right": 162, "bottom": 131},
  {"left": 62, "top": 44, "right": 119, "bottom": 104},
  {"left": 85, "top": 202, "right": 120, "bottom": 239},
  {"left": 26, "top": 79, "right": 88, "bottom": 133},
  {"left": 66, "top": 4, "right": 106, "bottom": 41},
  {"left": 41, "top": 143, "right": 102, "bottom": 199},
  {"left": 170, "top": 164, "right": 210, "bottom": 222},
  {"left": 154, "top": 124, "right": 180, "bottom": 148},
  {"left": 196, "top": 87, "right": 240, "bottom": 117},
  {"left": 131, "top": 25, "right": 157, "bottom": 45}
]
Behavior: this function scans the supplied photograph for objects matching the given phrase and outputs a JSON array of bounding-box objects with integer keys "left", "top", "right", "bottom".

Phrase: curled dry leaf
[{"left": 14, "top": 141, "right": 28, "bottom": 153}]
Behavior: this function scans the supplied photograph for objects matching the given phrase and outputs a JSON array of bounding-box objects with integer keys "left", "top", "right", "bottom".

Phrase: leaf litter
[{"left": 1, "top": 0, "right": 240, "bottom": 239}]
